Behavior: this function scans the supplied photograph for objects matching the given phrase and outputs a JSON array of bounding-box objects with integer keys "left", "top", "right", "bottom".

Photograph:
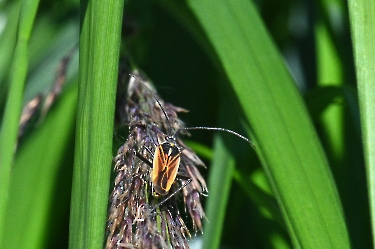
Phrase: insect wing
[{"left": 152, "top": 143, "right": 180, "bottom": 195}]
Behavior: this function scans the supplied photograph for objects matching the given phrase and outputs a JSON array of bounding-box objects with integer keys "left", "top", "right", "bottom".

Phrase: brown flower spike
[{"left": 106, "top": 71, "right": 208, "bottom": 249}]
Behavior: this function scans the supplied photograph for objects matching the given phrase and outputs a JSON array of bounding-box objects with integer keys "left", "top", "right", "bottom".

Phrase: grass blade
[
  {"left": 203, "top": 135, "right": 235, "bottom": 249},
  {"left": 348, "top": 0, "right": 375, "bottom": 245},
  {"left": 0, "top": 0, "right": 40, "bottom": 244},
  {"left": 187, "top": 1, "right": 350, "bottom": 248},
  {"left": 68, "top": 0, "right": 124, "bottom": 248}
]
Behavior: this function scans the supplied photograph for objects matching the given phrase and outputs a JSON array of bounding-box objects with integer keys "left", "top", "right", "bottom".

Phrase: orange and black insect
[{"left": 130, "top": 74, "right": 255, "bottom": 206}]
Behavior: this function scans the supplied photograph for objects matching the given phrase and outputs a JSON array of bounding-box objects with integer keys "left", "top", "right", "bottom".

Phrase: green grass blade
[
  {"left": 203, "top": 135, "right": 235, "bottom": 249},
  {"left": 68, "top": 0, "right": 124, "bottom": 248},
  {"left": 2, "top": 84, "right": 77, "bottom": 249},
  {"left": 348, "top": 0, "right": 375, "bottom": 245},
  {"left": 187, "top": 1, "right": 350, "bottom": 248},
  {"left": 0, "top": 0, "right": 40, "bottom": 244},
  {"left": 0, "top": 1, "right": 19, "bottom": 102}
]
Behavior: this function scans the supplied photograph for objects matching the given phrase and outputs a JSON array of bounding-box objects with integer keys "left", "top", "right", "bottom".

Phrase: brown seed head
[{"left": 106, "top": 71, "right": 208, "bottom": 249}]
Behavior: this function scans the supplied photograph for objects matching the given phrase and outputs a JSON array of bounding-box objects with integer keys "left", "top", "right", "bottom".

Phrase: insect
[{"left": 129, "top": 74, "right": 255, "bottom": 207}]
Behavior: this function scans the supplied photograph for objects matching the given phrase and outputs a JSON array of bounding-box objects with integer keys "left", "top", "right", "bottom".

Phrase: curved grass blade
[{"left": 187, "top": 1, "right": 350, "bottom": 248}]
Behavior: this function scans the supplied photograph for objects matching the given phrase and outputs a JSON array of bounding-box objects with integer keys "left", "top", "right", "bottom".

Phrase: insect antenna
[
  {"left": 129, "top": 73, "right": 255, "bottom": 213},
  {"left": 129, "top": 74, "right": 255, "bottom": 148},
  {"left": 177, "top": 126, "right": 256, "bottom": 147}
]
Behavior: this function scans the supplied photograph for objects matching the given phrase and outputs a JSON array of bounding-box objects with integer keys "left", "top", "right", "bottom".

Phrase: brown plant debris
[{"left": 18, "top": 46, "right": 77, "bottom": 140}]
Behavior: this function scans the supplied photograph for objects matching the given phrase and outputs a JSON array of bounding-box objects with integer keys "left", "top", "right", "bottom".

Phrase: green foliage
[
  {"left": 68, "top": 0, "right": 124, "bottom": 248},
  {"left": 0, "top": 0, "right": 372, "bottom": 248}
]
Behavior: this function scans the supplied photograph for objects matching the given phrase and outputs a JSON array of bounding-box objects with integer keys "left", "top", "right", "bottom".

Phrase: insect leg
[
  {"left": 134, "top": 151, "right": 153, "bottom": 168},
  {"left": 144, "top": 146, "right": 154, "bottom": 157},
  {"left": 153, "top": 178, "right": 192, "bottom": 210},
  {"left": 176, "top": 174, "right": 190, "bottom": 181}
]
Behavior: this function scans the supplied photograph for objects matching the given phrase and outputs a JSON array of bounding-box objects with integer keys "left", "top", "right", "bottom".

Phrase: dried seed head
[{"left": 106, "top": 71, "right": 208, "bottom": 249}]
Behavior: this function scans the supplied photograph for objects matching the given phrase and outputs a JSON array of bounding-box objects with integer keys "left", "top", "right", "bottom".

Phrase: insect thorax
[{"left": 160, "top": 141, "right": 180, "bottom": 157}]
